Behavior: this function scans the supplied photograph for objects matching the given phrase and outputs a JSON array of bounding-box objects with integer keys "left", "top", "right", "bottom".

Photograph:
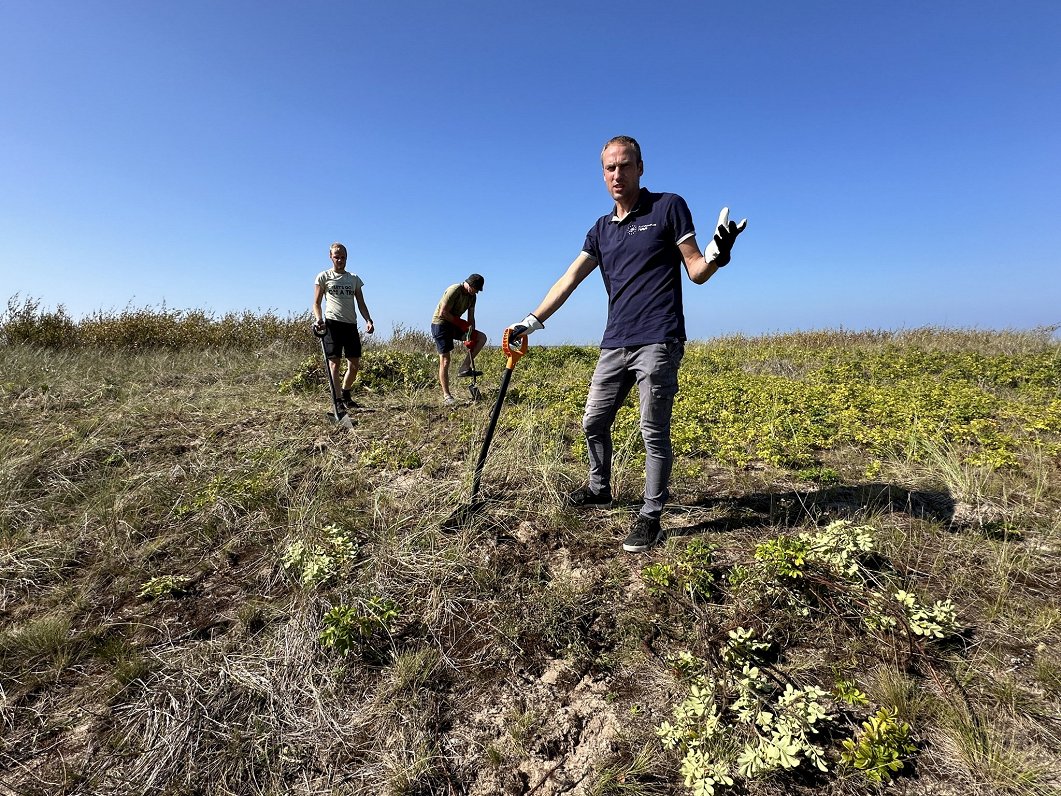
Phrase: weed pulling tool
[
  {"left": 312, "top": 325, "right": 355, "bottom": 429},
  {"left": 464, "top": 337, "right": 482, "bottom": 402},
  {"left": 452, "top": 318, "right": 482, "bottom": 402},
  {"left": 442, "top": 328, "right": 528, "bottom": 530}
]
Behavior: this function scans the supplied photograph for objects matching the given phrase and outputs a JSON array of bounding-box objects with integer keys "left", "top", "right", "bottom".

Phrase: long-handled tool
[
  {"left": 442, "top": 328, "right": 528, "bottom": 529},
  {"left": 450, "top": 317, "right": 482, "bottom": 401},
  {"left": 313, "top": 325, "right": 355, "bottom": 429},
  {"left": 464, "top": 337, "right": 482, "bottom": 402}
]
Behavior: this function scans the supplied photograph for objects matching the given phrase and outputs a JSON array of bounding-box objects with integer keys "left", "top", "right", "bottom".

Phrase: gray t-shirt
[{"left": 316, "top": 269, "right": 364, "bottom": 324}]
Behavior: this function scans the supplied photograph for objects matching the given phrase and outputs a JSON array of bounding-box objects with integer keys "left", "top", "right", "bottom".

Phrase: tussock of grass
[{"left": 2, "top": 310, "right": 1060, "bottom": 795}]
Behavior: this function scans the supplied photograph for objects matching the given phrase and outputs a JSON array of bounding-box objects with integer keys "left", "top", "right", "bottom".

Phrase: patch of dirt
[{"left": 455, "top": 663, "right": 628, "bottom": 796}]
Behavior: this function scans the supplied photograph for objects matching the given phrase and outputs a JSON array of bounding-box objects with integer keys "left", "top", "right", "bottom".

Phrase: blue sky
[{"left": 3, "top": 1, "right": 1059, "bottom": 344}]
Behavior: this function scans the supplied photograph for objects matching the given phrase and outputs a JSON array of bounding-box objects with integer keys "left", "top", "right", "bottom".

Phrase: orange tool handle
[{"left": 502, "top": 328, "right": 528, "bottom": 368}]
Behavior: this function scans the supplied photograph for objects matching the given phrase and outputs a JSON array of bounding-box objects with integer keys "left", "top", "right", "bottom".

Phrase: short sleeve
[
  {"left": 667, "top": 194, "right": 695, "bottom": 245},
  {"left": 582, "top": 222, "right": 602, "bottom": 262}
]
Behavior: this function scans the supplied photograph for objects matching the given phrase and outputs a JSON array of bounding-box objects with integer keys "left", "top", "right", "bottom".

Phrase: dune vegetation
[{"left": 2, "top": 297, "right": 1059, "bottom": 795}]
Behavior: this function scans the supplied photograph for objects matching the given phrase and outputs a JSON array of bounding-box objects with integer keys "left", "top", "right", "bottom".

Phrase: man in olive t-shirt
[{"left": 431, "top": 273, "right": 487, "bottom": 405}]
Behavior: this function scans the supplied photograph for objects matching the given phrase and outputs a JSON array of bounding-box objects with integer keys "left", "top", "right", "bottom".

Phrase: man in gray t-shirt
[{"left": 312, "top": 242, "right": 375, "bottom": 408}]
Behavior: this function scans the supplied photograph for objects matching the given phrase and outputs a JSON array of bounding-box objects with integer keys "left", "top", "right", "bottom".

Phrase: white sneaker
[{"left": 443, "top": 395, "right": 457, "bottom": 406}]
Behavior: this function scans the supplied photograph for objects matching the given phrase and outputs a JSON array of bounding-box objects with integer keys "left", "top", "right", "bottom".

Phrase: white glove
[
  {"left": 507, "top": 314, "right": 544, "bottom": 340},
  {"left": 704, "top": 206, "right": 747, "bottom": 267}
]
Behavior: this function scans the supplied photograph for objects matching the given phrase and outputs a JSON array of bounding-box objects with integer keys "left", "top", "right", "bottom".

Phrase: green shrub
[
  {"left": 358, "top": 350, "right": 436, "bottom": 390},
  {"left": 1, "top": 295, "right": 78, "bottom": 347},
  {"left": 277, "top": 355, "right": 323, "bottom": 394},
  {"left": 319, "top": 596, "right": 400, "bottom": 655},
  {"left": 139, "top": 575, "right": 191, "bottom": 599},
  {"left": 281, "top": 524, "right": 358, "bottom": 588},
  {"left": 2, "top": 294, "right": 310, "bottom": 348},
  {"left": 643, "top": 538, "right": 718, "bottom": 602},
  {"left": 658, "top": 643, "right": 835, "bottom": 795},
  {"left": 840, "top": 707, "right": 916, "bottom": 783}
]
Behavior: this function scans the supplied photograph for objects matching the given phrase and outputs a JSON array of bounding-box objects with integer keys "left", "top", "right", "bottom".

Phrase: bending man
[{"left": 432, "top": 274, "right": 487, "bottom": 406}]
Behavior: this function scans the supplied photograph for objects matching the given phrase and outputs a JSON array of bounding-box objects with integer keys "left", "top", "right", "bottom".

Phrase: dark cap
[{"left": 466, "top": 273, "right": 485, "bottom": 291}]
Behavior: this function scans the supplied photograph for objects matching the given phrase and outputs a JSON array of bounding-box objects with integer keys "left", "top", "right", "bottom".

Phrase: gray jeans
[{"left": 582, "top": 340, "right": 685, "bottom": 519}]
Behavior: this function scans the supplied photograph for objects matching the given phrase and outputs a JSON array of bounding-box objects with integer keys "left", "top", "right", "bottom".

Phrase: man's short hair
[
  {"left": 601, "top": 135, "right": 642, "bottom": 165},
  {"left": 330, "top": 242, "right": 347, "bottom": 255}
]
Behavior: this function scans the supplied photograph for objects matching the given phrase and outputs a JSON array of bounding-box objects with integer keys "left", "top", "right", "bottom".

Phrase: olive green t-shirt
[{"left": 432, "top": 283, "right": 475, "bottom": 325}]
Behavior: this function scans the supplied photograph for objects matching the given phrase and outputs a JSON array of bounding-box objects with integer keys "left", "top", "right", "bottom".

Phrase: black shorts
[
  {"left": 322, "top": 320, "right": 362, "bottom": 360},
  {"left": 431, "top": 322, "right": 462, "bottom": 354}
]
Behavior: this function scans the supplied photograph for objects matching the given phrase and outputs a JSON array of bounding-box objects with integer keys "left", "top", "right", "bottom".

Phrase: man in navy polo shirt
[{"left": 507, "top": 135, "right": 746, "bottom": 553}]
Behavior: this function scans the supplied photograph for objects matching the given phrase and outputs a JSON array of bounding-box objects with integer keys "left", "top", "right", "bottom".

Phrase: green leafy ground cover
[{"left": 1, "top": 307, "right": 1059, "bottom": 795}]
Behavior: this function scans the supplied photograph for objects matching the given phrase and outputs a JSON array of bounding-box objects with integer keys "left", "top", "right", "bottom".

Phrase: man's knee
[
  {"left": 583, "top": 409, "right": 612, "bottom": 437},
  {"left": 639, "top": 406, "right": 674, "bottom": 449},
  {"left": 641, "top": 430, "right": 673, "bottom": 457}
]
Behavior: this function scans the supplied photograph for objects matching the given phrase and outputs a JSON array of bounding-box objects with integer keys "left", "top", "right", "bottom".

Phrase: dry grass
[{"left": 1, "top": 319, "right": 1060, "bottom": 795}]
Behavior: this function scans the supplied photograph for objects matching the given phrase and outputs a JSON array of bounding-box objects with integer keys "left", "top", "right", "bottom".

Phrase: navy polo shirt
[{"left": 582, "top": 188, "right": 696, "bottom": 348}]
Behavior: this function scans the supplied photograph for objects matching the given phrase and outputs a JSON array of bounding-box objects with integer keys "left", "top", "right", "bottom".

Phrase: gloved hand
[
  {"left": 704, "top": 207, "right": 747, "bottom": 267},
  {"left": 312, "top": 319, "right": 326, "bottom": 334},
  {"left": 507, "top": 314, "right": 544, "bottom": 340}
]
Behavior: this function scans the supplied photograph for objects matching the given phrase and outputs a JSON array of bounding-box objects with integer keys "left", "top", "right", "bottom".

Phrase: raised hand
[{"left": 704, "top": 207, "right": 747, "bottom": 267}]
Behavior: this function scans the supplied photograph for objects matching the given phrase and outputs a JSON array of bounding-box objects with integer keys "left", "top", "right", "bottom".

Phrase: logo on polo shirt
[{"left": 626, "top": 222, "right": 658, "bottom": 236}]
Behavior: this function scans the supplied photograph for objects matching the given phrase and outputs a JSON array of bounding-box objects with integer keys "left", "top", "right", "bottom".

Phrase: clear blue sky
[{"left": 3, "top": 1, "right": 1059, "bottom": 344}]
